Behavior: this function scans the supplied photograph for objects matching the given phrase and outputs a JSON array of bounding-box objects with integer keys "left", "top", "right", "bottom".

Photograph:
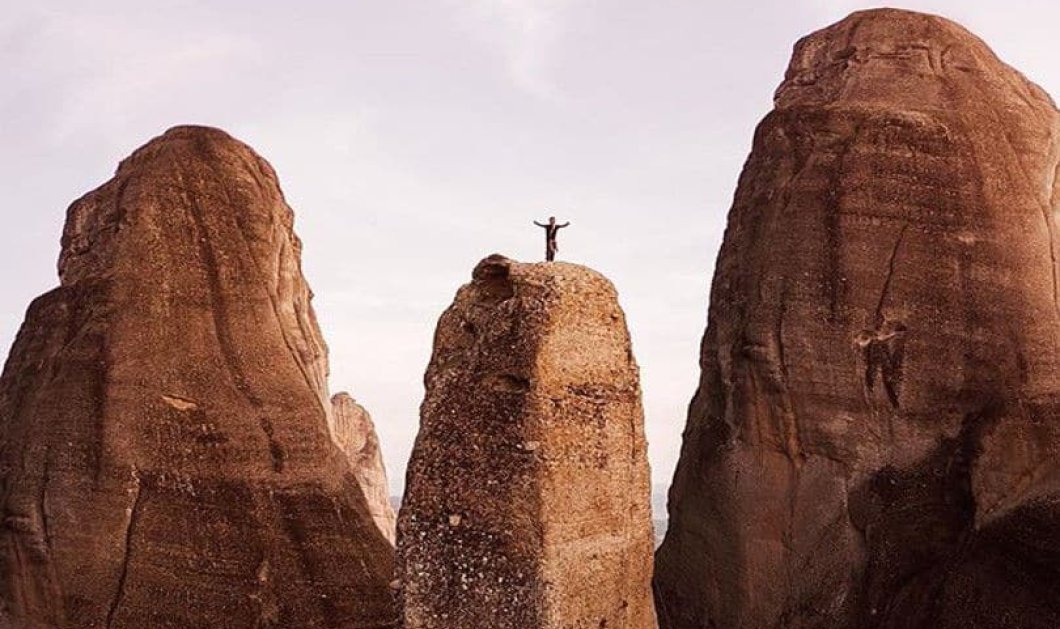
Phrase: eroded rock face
[
  {"left": 655, "top": 9, "right": 1060, "bottom": 629},
  {"left": 0, "top": 126, "right": 398, "bottom": 628},
  {"left": 331, "top": 392, "right": 397, "bottom": 544},
  {"left": 398, "top": 255, "right": 657, "bottom": 629}
]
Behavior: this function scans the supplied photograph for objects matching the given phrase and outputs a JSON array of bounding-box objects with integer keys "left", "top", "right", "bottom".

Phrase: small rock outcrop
[
  {"left": 331, "top": 392, "right": 397, "bottom": 543},
  {"left": 397, "top": 255, "right": 657, "bottom": 629},
  {"left": 0, "top": 126, "right": 398, "bottom": 627},
  {"left": 655, "top": 9, "right": 1060, "bottom": 629}
]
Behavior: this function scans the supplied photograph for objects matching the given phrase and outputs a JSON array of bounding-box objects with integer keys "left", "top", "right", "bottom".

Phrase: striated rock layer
[
  {"left": 398, "top": 255, "right": 657, "bottom": 629},
  {"left": 331, "top": 392, "right": 397, "bottom": 543},
  {"left": 0, "top": 126, "right": 398, "bottom": 628},
  {"left": 655, "top": 9, "right": 1060, "bottom": 629}
]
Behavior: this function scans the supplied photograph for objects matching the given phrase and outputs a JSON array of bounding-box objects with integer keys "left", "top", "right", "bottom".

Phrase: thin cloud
[
  {"left": 3, "top": 5, "right": 261, "bottom": 147},
  {"left": 449, "top": 0, "right": 574, "bottom": 100}
]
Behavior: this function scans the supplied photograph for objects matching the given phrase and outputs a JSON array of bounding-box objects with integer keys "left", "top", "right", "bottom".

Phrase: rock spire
[
  {"left": 655, "top": 9, "right": 1060, "bottom": 629},
  {"left": 398, "top": 255, "right": 657, "bottom": 629},
  {"left": 331, "top": 392, "right": 397, "bottom": 543},
  {"left": 0, "top": 126, "right": 398, "bottom": 627}
]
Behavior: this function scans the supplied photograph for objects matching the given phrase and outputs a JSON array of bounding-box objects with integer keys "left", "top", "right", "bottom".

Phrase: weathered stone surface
[
  {"left": 0, "top": 126, "right": 398, "bottom": 628},
  {"left": 331, "top": 392, "right": 397, "bottom": 543},
  {"left": 655, "top": 9, "right": 1060, "bottom": 629},
  {"left": 398, "top": 255, "right": 656, "bottom": 629}
]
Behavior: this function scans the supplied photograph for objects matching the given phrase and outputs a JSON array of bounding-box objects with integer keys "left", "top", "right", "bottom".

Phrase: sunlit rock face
[
  {"left": 655, "top": 9, "right": 1060, "bottom": 629},
  {"left": 331, "top": 392, "right": 397, "bottom": 543},
  {"left": 398, "top": 255, "right": 657, "bottom": 629},
  {"left": 0, "top": 126, "right": 398, "bottom": 628}
]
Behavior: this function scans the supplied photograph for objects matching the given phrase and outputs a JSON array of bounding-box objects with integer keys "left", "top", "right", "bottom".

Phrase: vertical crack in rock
[
  {"left": 105, "top": 471, "right": 142, "bottom": 629},
  {"left": 860, "top": 223, "right": 910, "bottom": 412},
  {"left": 874, "top": 223, "right": 908, "bottom": 326},
  {"left": 37, "top": 452, "right": 52, "bottom": 554},
  {"left": 656, "top": 9, "right": 1060, "bottom": 629},
  {"left": 775, "top": 281, "right": 790, "bottom": 385}
]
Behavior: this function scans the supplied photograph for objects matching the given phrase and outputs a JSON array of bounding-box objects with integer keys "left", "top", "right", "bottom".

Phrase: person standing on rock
[{"left": 534, "top": 216, "right": 570, "bottom": 262}]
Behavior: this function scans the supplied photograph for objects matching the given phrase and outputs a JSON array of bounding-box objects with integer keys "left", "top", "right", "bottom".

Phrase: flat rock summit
[
  {"left": 0, "top": 126, "right": 397, "bottom": 627},
  {"left": 655, "top": 9, "right": 1060, "bottom": 629},
  {"left": 398, "top": 255, "right": 657, "bottom": 629}
]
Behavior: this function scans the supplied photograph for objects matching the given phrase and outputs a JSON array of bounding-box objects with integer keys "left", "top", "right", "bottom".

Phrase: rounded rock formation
[
  {"left": 0, "top": 126, "right": 398, "bottom": 628},
  {"left": 655, "top": 9, "right": 1060, "bottom": 629}
]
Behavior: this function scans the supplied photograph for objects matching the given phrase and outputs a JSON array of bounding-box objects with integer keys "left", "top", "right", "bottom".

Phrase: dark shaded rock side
[{"left": 655, "top": 9, "right": 1060, "bottom": 629}]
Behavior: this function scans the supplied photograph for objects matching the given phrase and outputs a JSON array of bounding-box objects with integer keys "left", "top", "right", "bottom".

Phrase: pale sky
[{"left": 3, "top": 1, "right": 1058, "bottom": 494}]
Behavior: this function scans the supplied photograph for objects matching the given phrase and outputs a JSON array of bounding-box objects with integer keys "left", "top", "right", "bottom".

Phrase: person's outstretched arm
[
  {"left": 558, "top": 222, "right": 571, "bottom": 228},
  {"left": 533, "top": 221, "right": 547, "bottom": 227}
]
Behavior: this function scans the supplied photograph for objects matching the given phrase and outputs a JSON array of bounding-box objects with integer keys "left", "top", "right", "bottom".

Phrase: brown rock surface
[
  {"left": 655, "top": 9, "right": 1060, "bottom": 629},
  {"left": 0, "top": 126, "right": 398, "bottom": 627},
  {"left": 331, "top": 392, "right": 397, "bottom": 544},
  {"left": 397, "top": 255, "right": 657, "bottom": 628}
]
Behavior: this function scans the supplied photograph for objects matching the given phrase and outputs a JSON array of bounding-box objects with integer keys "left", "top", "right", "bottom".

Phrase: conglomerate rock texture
[
  {"left": 330, "top": 392, "right": 397, "bottom": 544},
  {"left": 398, "top": 255, "right": 657, "bottom": 629},
  {"left": 0, "top": 126, "right": 398, "bottom": 628},
  {"left": 655, "top": 9, "right": 1060, "bottom": 629}
]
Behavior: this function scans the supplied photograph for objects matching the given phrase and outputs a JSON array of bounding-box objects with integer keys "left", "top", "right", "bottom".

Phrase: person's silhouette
[{"left": 533, "top": 216, "right": 570, "bottom": 261}]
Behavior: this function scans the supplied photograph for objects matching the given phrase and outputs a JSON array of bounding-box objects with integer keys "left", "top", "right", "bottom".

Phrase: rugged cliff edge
[
  {"left": 655, "top": 9, "right": 1060, "bottom": 629},
  {"left": 397, "top": 255, "right": 657, "bottom": 629},
  {"left": 331, "top": 392, "right": 397, "bottom": 543},
  {"left": 0, "top": 126, "right": 398, "bottom": 627}
]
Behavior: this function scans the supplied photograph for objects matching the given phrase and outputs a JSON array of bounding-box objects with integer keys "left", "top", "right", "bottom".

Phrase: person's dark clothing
[{"left": 534, "top": 220, "right": 569, "bottom": 261}]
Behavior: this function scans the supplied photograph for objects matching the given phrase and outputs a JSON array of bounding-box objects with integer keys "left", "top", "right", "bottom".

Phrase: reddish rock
[
  {"left": 330, "top": 392, "right": 396, "bottom": 544},
  {"left": 0, "top": 126, "right": 398, "bottom": 628},
  {"left": 655, "top": 9, "right": 1060, "bottom": 629},
  {"left": 398, "top": 255, "right": 657, "bottom": 629}
]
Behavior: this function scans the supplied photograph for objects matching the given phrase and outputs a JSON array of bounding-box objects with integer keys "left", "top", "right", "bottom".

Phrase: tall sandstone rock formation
[
  {"left": 331, "top": 392, "right": 397, "bottom": 543},
  {"left": 398, "top": 255, "right": 656, "bottom": 629},
  {"left": 0, "top": 126, "right": 398, "bottom": 628},
  {"left": 656, "top": 9, "right": 1060, "bottom": 629}
]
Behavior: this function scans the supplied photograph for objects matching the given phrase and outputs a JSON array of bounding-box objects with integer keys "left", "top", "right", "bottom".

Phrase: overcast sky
[{"left": 3, "top": 1, "right": 1058, "bottom": 494}]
